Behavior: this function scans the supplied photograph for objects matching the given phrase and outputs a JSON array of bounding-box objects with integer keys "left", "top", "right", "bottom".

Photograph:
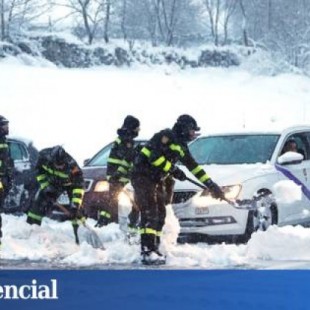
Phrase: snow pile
[
  {"left": 3, "top": 213, "right": 310, "bottom": 269},
  {"left": 273, "top": 180, "right": 302, "bottom": 204}
]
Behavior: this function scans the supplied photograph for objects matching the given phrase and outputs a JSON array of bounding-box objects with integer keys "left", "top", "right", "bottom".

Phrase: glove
[
  {"left": 204, "top": 179, "right": 225, "bottom": 200},
  {"left": 42, "top": 185, "right": 57, "bottom": 197},
  {"left": 172, "top": 167, "right": 187, "bottom": 181}
]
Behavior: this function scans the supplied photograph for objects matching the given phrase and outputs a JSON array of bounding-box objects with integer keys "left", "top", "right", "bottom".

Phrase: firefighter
[
  {"left": 26, "top": 145, "right": 84, "bottom": 227},
  {"left": 95, "top": 115, "right": 140, "bottom": 227},
  {"left": 0, "top": 115, "right": 14, "bottom": 247},
  {"left": 132, "top": 114, "right": 225, "bottom": 265}
]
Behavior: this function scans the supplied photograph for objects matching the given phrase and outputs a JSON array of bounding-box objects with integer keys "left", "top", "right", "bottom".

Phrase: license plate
[{"left": 195, "top": 207, "right": 209, "bottom": 215}]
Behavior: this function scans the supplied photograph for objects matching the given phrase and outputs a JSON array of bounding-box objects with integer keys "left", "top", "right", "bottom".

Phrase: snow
[
  {"left": 2, "top": 56, "right": 310, "bottom": 269},
  {"left": 3, "top": 207, "right": 310, "bottom": 269}
]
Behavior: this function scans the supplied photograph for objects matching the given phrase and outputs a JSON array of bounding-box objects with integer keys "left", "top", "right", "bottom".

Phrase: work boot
[{"left": 141, "top": 250, "right": 166, "bottom": 265}]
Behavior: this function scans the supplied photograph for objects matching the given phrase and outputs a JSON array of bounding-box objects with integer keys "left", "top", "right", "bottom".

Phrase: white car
[{"left": 173, "top": 125, "right": 310, "bottom": 244}]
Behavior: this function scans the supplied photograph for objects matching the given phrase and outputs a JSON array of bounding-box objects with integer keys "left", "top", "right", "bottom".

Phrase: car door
[{"left": 276, "top": 132, "right": 310, "bottom": 224}]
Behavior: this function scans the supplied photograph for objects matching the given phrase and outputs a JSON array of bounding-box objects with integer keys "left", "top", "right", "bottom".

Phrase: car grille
[
  {"left": 173, "top": 191, "right": 197, "bottom": 204},
  {"left": 84, "top": 179, "right": 93, "bottom": 192},
  {"left": 179, "top": 216, "right": 237, "bottom": 227}
]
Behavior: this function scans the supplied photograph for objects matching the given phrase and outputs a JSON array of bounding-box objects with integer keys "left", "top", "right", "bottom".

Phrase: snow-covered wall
[{"left": 0, "top": 33, "right": 245, "bottom": 69}]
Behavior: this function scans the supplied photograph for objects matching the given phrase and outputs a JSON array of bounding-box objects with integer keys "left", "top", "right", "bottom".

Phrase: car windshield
[
  {"left": 85, "top": 140, "right": 146, "bottom": 167},
  {"left": 189, "top": 134, "right": 280, "bottom": 164}
]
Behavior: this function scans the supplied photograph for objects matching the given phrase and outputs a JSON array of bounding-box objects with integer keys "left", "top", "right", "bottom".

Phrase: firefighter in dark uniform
[
  {"left": 132, "top": 115, "right": 225, "bottom": 264},
  {"left": 95, "top": 115, "right": 140, "bottom": 227},
  {"left": 26, "top": 145, "right": 84, "bottom": 226},
  {"left": 0, "top": 116, "right": 14, "bottom": 247}
]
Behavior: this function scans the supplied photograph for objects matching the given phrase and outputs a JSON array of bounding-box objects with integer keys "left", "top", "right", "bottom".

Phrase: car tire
[{"left": 241, "top": 193, "right": 278, "bottom": 243}]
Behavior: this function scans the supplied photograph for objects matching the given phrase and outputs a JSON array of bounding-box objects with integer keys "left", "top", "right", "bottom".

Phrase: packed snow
[{"left": 1, "top": 57, "right": 310, "bottom": 269}]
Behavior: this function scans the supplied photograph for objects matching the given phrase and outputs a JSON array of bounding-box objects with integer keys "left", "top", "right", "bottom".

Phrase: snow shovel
[
  {"left": 185, "top": 177, "right": 266, "bottom": 210},
  {"left": 54, "top": 203, "right": 105, "bottom": 250}
]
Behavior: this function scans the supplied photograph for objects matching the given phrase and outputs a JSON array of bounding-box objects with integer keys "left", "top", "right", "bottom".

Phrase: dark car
[
  {"left": 82, "top": 140, "right": 146, "bottom": 219},
  {"left": 4, "top": 137, "right": 39, "bottom": 213}
]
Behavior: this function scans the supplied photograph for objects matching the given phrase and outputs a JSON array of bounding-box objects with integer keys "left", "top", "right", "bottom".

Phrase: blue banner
[{"left": 0, "top": 270, "right": 310, "bottom": 310}]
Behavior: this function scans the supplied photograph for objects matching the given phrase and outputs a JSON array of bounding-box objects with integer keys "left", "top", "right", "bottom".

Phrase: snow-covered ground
[{"left": 1, "top": 57, "right": 310, "bottom": 269}]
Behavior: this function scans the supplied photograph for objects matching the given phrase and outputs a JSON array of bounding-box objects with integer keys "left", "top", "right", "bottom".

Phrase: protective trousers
[{"left": 132, "top": 176, "right": 173, "bottom": 254}]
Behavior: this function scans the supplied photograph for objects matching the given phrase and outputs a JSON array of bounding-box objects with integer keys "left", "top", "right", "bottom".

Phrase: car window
[
  {"left": 86, "top": 143, "right": 113, "bottom": 166},
  {"left": 189, "top": 135, "right": 280, "bottom": 164},
  {"left": 9, "top": 141, "right": 29, "bottom": 161},
  {"left": 281, "top": 133, "right": 310, "bottom": 160},
  {"left": 86, "top": 140, "right": 147, "bottom": 167}
]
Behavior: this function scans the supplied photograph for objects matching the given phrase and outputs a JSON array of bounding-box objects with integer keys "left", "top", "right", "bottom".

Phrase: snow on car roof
[{"left": 199, "top": 124, "right": 310, "bottom": 137}]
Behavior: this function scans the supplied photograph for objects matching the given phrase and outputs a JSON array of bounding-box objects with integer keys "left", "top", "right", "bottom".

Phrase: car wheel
[{"left": 242, "top": 192, "right": 278, "bottom": 243}]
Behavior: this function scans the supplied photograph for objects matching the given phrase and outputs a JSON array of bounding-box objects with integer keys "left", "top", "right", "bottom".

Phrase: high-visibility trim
[
  {"left": 140, "top": 228, "right": 157, "bottom": 235},
  {"left": 0, "top": 182, "right": 3, "bottom": 190},
  {"left": 72, "top": 197, "right": 83, "bottom": 205},
  {"left": 163, "top": 160, "right": 172, "bottom": 172},
  {"left": 191, "top": 165, "right": 203, "bottom": 175},
  {"left": 115, "top": 138, "right": 121, "bottom": 144},
  {"left": 73, "top": 188, "right": 84, "bottom": 195},
  {"left": 119, "top": 177, "right": 130, "bottom": 183},
  {"left": 199, "top": 174, "right": 210, "bottom": 183},
  {"left": 36, "top": 174, "right": 47, "bottom": 181},
  {"left": 170, "top": 144, "right": 185, "bottom": 157},
  {"left": 40, "top": 181, "right": 49, "bottom": 190},
  {"left": 0, "top": 143, "right": 8, "bottom": 149},
  {"left": 117, "top": 166, "right": 128, "bottom": 174},
  {"left": 141, "top": 147, "right": 151, "bottom": 157},
  {"left": 42, "top": 165, "right": 69, "bottom": 178},
  {"left": 27, "top": 212, "right": 43, "bottom": 221},
  {"left": 100, "top": 211, "right": 111, "bottom": 219},
  {"left": 156, "top": 231, "right": 162, "bottom": 237},
  {"left": 107, "top": 158, "right": 131, "bottom": 168},
  {"left": 152, "top": 156, "right": 165, "bottom": 166}
]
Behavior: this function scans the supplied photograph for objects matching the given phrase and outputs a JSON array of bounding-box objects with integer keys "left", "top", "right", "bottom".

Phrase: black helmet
[
  {"left": 51, "top": 145, "right": 66, "bottom": 165},
  {"left": 173, "top": 114, "right": 200, "bottom": 142},
  {"left": 118, "top": 115, "right": 140, "bottom": 138},
  {"left": 0, "top": 115, "right": 9, "bottom": 136}
]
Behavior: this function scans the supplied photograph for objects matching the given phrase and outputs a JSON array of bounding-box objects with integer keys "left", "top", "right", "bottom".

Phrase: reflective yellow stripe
[
  {"left": 119, "top": 177, "right": 130, "bottom": 183},
  {"left": 156, "top": 231, "right": 162, "bottom": 237},
  {"left": 163, "top": 160, "right": 172, "bottom": 172},
  {"left": 170, "top": 144, "right": 185, "bottom": 157},
  {"left": 140, "top": 228, "right": 157, "bottom": 235},
  {"left": 100, "top": 211, "right": 111, "bottom": 219},
  {"left": 40, "top": 181, "right": 49, "bottom": 189},
  {"left": 107, "top": 158, "right": 131, "bottom": 168},
  {"left": 0, "top": 143, "right": 8, "bottom": 149},
  {"left": 36, "top": 174, "right": 46, "bottom": 181},
  {"left": 199, "top": 174, "right": 210, "bottom": 183},
  {"left": 28, "top": 212, "right": 43, "bottom": 221},
  {"left": 141, "top": 147, "right": 151, "bottom": 157},
  {"left": 117, "top": 166, "right": 128, "bottom": 174},
  {"left": 73, "top": 188, "right": 84, "bottom": 195},
  {"left": 115, "top": 138, "right": 121, "bottom": 144},
  {"left": 152, "top": 156, "right": 165, "bottom": 166},
  {"left": 42, "top": 165, "right": 69, "bottom": 178},
  {"left": 191, "top": 166, "right": 203, "bottom": 175},
  {"left": 0, "top": 182, "right": 3, "bottom": 190},
  {"left": 72, "top": 197, "right": 83, "bottom": 205}
]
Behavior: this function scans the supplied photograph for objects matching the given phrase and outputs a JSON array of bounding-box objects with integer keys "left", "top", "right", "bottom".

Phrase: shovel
[{"left": 54, "top": 203, "right": 105, "bottom": 250}]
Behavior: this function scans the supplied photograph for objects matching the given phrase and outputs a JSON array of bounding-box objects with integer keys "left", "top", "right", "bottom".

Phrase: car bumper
[{"left": 173, "top": 199, "right": 249, "bottom": 236}]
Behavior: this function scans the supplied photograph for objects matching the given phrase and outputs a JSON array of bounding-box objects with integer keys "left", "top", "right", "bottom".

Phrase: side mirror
[
  {"left": 277, "top": 152, "right": 304, "bottom": 165},
  {"left": 83, "top": 159, "right": 90, "bottom": 166}
]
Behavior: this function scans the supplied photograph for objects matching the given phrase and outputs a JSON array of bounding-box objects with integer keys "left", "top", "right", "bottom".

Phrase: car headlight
[
  {"left": 94, "top": 181, "right": 109, "bottom": 192},
  {"left": 222, "top": 184, "right": 242, "bottom": 200}
]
